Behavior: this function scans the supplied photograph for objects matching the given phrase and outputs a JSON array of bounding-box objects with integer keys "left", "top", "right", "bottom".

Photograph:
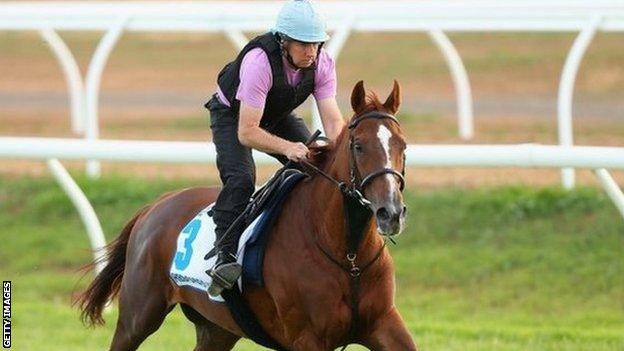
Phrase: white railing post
[
  {"left": 594, "top": 169, "right": 624, "bottom": 219},
  {"left": 557, "top": 15, "right": 602, "bottom": 189},
  {"left": 85, "top": 16, "right": 130, "bottom": 179},
  {"left": 47, "top": 159, "right": 107, "bottom": 275},
  {"left": 427, "top": 29, "right": 474, "bottom": 140},
  {"left": 39, "top": 28, "right": 85, "bottom": 135}
]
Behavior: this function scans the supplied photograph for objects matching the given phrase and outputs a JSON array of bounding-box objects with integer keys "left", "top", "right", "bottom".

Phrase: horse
[{"left": 76, "top": 80, "right": 418, "bottom": 351}]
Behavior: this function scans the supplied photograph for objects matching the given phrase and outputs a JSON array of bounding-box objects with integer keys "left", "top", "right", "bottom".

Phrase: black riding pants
[{"left": 207, "top": 95, "right": 311, "bottom": 251}]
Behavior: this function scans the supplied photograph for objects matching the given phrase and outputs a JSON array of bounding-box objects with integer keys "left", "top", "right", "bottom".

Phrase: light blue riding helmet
[{"left": 272, "top": 0, "right": 330, "bottom": 43}]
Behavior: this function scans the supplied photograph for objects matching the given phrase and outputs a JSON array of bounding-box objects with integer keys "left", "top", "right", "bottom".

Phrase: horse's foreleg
[{"left": 364, "top": 308, "right": 417, "bottom": 351}]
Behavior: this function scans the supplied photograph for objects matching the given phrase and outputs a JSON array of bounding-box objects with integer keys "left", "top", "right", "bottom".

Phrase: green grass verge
[{"left": 1, "top": 174, "right": 623, "bottom": 350}]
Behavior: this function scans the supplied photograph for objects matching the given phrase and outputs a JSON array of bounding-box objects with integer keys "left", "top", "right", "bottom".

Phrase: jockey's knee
[
  {"left": 220, "top": 174, "right": 255, "bottom": 212},
  {"left": 228, "top": 175, "right": 254, "bottom": 196}
]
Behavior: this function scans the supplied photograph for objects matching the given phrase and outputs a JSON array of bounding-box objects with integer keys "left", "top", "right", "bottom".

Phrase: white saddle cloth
[{"left": 169, "top": 204, "right": 264, "bottom": 302}]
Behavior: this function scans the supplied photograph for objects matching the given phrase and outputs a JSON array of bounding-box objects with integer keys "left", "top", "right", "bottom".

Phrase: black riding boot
[{"left": 207, "top": 238, "right": 242, "bottom": 297}]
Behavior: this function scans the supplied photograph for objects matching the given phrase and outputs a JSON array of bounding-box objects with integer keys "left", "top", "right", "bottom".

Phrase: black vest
[{"left": 210, "top": 32, "right": 316, "bottom": 128}]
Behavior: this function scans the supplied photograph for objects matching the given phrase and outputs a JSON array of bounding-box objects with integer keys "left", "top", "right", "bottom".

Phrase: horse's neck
[{"left": 302, "top": 138, "right": 381, "bottom": 259}]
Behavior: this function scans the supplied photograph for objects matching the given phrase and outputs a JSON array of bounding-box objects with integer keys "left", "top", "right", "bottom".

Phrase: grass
[{"left": 1, "top": 174, "right": 623, "bottom": 350}]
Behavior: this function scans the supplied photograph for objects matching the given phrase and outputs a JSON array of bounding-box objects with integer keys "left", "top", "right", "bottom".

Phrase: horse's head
[{"left": 347, "top": 80, "right": 407, "bottom": 236}]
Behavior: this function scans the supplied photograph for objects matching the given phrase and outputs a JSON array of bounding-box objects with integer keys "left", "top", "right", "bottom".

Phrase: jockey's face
[{"left": 285, "top": 40, "right": 320, "bottom": 68}]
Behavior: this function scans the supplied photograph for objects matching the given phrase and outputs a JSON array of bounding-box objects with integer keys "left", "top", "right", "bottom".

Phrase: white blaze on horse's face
[
  {"left": 369, "top": 123, "right": 405, "bottom": 236},
  {"left": 377, "top": 125, "right": 396, "bottom": 194}
]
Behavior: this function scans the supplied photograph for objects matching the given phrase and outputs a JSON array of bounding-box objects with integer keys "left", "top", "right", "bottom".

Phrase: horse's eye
[{"left": 354, "top": 143, "right": 363, "bottom": 153}]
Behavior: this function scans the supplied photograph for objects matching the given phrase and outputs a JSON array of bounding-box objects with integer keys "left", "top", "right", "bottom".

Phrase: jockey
[{"left": 205, "top": 0, "right": 345, "bottom": 296}]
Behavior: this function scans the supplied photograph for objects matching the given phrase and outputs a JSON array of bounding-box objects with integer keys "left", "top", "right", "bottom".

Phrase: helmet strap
[
  {"left": 278, "top": 35, "right": 322, "bottom": 71},
  {"left": 285, "top": 50, "right": 303, "bottom": 70}
]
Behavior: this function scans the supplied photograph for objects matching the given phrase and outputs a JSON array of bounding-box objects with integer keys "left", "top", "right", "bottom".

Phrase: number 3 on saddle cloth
[{"left": 169, "top": 169, "right": 307, "bottom": 299}]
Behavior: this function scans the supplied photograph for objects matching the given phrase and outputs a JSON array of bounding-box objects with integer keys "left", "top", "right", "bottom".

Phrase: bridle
[
  {"left": 302, "top": 110, "right": 405, "bottom": 206},
  {"left": 300, "top": 110, "right": 406, "bottom": 350},
  {"left": 347, "top": 110, "right": 406, "bottom": 195}
]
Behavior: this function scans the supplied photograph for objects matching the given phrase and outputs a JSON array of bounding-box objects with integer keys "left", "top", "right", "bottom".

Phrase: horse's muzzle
[{"left": 375, "top": 203, "right": 406, "bottom": 236}]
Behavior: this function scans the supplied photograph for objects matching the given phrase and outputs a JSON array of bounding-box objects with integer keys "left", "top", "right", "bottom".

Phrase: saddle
[
  {"left": 204, "top": 167, "right": 305, "bottom": 261},
  {"left": 246, "top": 168, "right": 304, "bottom": 224}
]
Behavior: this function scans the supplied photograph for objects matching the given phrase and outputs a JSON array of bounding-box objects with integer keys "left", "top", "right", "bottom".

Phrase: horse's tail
[{"left": 76, "top": 205, "right": 149, "bottom": 327}]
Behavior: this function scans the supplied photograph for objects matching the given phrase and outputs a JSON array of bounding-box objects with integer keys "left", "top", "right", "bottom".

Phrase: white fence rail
[
  {"left": 1, "top": 137, "right": 624, "bottom": 170},
  {"left": 0, "top": 137, "right": 623, "bottom": 257},
  {"left": 2, "top": 1, "right": 624, "bottom": 184}
]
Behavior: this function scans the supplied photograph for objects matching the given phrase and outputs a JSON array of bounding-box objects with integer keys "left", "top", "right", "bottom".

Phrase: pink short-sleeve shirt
[{"left": 216, "top": 48, "right": 337, "bottom": 109}]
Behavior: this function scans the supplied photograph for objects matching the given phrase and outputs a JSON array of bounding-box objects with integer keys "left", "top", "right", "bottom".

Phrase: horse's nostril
[
  {"left": 376, "top": 207, "right": 390, "bottom": 221},
  {"left": 402, "top": 206, "right": 407, "bottom": 215}
]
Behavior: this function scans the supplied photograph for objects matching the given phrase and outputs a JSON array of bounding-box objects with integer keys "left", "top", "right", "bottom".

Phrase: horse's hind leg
[
  {"left": 108, "top": 284, "right": 173, "bottom": 351},
  {"left": 194, "top": 322, "right": 240, "bottom": 351}
]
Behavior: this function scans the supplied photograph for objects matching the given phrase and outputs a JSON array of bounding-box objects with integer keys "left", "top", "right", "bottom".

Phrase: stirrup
[{"left": 207, "top": 262, "right": 242, "bottom": 297}]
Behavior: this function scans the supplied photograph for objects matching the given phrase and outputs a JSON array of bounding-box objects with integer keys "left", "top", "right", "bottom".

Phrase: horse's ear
[
  {"left": 383, "top": 80, "right": 401, "bottom": 114},
  {"left": 350, "top": 80, "right": 367, "bottom": 114}
]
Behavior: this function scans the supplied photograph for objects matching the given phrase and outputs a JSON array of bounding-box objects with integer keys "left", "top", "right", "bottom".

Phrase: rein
[{"left": 299, "top": 110, "right": 405, "bottom": 349}]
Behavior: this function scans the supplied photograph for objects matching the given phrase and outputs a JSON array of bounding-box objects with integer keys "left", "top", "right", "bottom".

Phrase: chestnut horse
[{"left": 77, "top": 81, "right": 417, "bottom": 351}]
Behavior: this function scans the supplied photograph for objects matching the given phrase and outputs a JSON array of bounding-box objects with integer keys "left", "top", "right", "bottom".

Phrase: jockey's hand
[{"left": 285, "top": 142, "right": 309, "bottom": 162}]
